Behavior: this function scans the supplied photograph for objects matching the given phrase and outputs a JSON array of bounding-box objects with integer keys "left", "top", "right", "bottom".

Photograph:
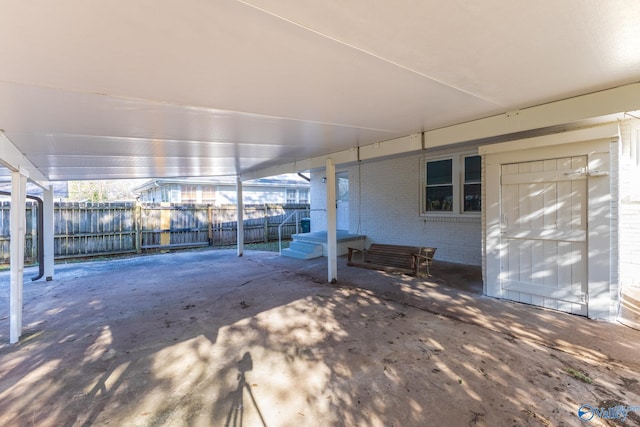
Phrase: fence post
[
  {"left": 160, "top": 202, "right": 171, "bottom": 251},
  {"left": 208, "top": 205, "right": 213, "bottom": 246},
  {"left": 135, "top": 202, "right": 142, "bottom": 254},
  {"left": 263, "top": 204, "right": 269, "bottom": 243}
]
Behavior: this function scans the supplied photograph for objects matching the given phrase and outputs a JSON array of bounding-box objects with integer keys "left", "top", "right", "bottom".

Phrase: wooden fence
[{"left": 0, "top": 202, "right": 309, "bottom": 264}]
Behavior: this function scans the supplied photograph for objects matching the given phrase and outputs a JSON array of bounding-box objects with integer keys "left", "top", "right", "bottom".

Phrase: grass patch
[
  {"left": 565, "top": 367, "right": 593, "bottom": 384},
  {"left": 212, "top": 240, "right": 291, "bottom": 252}
]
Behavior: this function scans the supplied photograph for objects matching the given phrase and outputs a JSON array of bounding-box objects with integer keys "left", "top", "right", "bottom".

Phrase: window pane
[
  {"left": 426, "top": 186, "right": 453, "bottom": 211},
  {"left": 286, "top": 189, "right": 297, "bottom": 203},
  {"left": 337, "top": 176, "right": 349, "bottom": 201},
  {"left": 465, "top": 156, "right": 481, "bottom": 183},
  {"left": 464, "top": 183, "right": 481, "bottom": 211},
  {"left": 299, "top": 189, "right": 309, "bottom": 204},
  {"left": 182, "top": 185, "right": 196, "bottom": 203},
  {"left": 427, "top": 159, "right": 452, "bottom": 185}
]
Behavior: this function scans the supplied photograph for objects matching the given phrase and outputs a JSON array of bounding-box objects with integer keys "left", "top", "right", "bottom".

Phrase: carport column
[
  {"left": 236, "top": 177, "right": 244, "bottom": 257},
  {"left": 326, "top": 159, "right": 337, "bottom": 283},
  {"left": 43, "top": 186, "right": 55, "bottom": 281},
  {"left": 10, "top": 170, "right": 27, "bottom": 344}
]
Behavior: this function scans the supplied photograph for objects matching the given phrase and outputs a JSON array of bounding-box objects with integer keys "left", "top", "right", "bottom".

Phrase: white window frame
[
  {"left": 286, "top": 188, "right": 297, "bottom": 203},
  {"left": 421, "top": 151, "right": 481, "bottom": 217},
  {"left": 298, "top": 189, "right": 309, "bottom": 204},
  {"left": 170, "top": 188, "right": 181, "bottom": 203},
  {"left": 462, "top": 154, "right": 481, "bottom": 213}
]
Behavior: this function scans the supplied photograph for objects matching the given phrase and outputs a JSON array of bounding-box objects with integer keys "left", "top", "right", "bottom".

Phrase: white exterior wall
[
  {"left": 311, "top": 151, "right": 482, "bottom": 266},
  {"left": 216, "top": 186, "right": 288, "bottom": 204},
  {"left": 618, "top": 119, "right": 640, "bottom": 288},
  {"left": 139, "top": 183, "right": 309, "bottom": 205},
  {"left": 310, "top": 172, "right": 327, "bottom": 232}
]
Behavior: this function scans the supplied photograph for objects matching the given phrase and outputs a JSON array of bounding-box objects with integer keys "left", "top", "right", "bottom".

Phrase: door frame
[{"left": 481, "top": 124, "right": 618, "bottom": 320}]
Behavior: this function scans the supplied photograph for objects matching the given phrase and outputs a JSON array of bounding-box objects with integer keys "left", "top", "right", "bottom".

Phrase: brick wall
[
  {"left": 310, "top": 150, "right": 482, "bottom": 266},
  {"left": 309, "top": 172, "right": 327, "bottom": 232},
  {"left": 610, "top": 137, "right": 620, "bottom": 318},
  {"left": 618, "top": 119, "right": 640, "bottom": 288}
]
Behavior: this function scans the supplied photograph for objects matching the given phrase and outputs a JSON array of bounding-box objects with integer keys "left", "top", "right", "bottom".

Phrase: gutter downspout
[{"left": 297, "top": 172, "right": 310, "bottom": 182}]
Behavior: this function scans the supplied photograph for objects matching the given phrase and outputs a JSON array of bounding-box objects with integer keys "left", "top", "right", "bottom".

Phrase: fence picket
[{"left": 0, "top": 202, "right": 309, "bottom": 264}]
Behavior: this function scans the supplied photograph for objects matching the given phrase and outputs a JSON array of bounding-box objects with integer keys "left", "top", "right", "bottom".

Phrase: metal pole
[
  {"left": 326, "top": 159, "right": 337, "bottom": 283},
  {"left": 236, "top": 177, "right": 244, "bottom": 257}
]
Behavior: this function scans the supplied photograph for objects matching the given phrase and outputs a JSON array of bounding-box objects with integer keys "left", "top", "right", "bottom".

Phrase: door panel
[
  {"left": 500, "top": 156, "right": 588, "bottom": 315},
  {"left": 336, "top": 173, "right": 349, "bottom": 231}
]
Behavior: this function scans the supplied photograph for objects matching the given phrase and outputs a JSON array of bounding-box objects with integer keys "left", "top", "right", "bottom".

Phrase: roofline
[{"left": 132, "top": 177, "right": 310, "bottom": 193}]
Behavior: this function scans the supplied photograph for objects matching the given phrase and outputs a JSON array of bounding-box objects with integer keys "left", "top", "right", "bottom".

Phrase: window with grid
[
  {"left": 181, "top": 185, "right": 197, "bottom": 203},
  {"left": 298, "top": 189, "right": 309, "bottom": 204},
  {"left": 202, "top": 186, "right": 216, "bottom": 203},
  {"left": 423, "top": 154, "right": 481, "bottom": 215},
  {"left": 463, "top": 156, "right": 481, "bottom": 212},
  {"left": 286, "top": 189, "right": 297, "bottom": 203},
  {"left": 425, "top": 159, "right": 453, "bottom": 212}
]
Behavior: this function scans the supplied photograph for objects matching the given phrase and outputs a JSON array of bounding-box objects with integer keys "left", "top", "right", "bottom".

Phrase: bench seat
[{"left": 347, "top": 243, "right": 436, "bottom": 276}]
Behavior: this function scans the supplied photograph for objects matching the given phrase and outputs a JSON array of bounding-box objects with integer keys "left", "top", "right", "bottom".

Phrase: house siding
[{"left": 137, "top": 182, "right": 309, "bottom": 205}]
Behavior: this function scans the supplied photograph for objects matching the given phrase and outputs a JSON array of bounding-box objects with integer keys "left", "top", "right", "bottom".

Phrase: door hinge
[{"left": 580, "top": 293, "right": 588, "bottom": 304}]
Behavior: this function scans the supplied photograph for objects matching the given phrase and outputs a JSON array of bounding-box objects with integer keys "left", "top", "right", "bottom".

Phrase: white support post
[
  {"left": 236, "top": 177, "right": 244, "bottom": 257},
  {"left": 10, "top": 171, "right": 27, "bottom": 344},
  {"left": 43, "top": 186, "right": 55, "bottom": 281},
  {"left": 326, "top": 159, "right": 337, "bottom": 283}
]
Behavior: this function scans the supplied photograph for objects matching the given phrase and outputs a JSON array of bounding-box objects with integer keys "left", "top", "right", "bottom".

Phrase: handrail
[
  {"left": 278, "top": 208, "right": 310, "bottom": 254},
  {"left": 0, "top": 191, "right": 44, "bottom": 281}
]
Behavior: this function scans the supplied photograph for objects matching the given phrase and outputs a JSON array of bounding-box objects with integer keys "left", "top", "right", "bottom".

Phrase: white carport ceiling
[{"left": 1, "top": 1, "right": 640, "bottom": 181}]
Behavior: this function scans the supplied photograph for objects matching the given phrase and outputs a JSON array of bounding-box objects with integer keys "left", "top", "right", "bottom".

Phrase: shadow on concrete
[
  {"left": 0, "top": 249, "right": 638, "bottom": 426},
  {"left": 224, "top": 352, "right": 267, "bottom": 427}
]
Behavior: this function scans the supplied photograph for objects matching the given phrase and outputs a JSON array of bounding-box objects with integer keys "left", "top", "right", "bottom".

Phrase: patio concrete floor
[{"left": 0, "top": 249, "right": 639, "bottom": 426}]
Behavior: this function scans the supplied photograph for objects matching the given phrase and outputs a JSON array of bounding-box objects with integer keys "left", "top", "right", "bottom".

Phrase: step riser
[
  {"left": 289, "top": 242, "right": 323, "bottom": 254},
  {"left": 281, "top": 248, "right": 322, "bottom": 259},
  {"left": 282, "top": 240, "right": 323, "bottom": 259}
]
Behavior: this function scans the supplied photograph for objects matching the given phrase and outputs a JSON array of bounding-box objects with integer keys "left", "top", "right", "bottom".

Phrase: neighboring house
[
  {"left": 310, "top": 117, "right": 640, "bottom": 324},
  {"left": 134, "top": 174, "right": 309, "bottom": 205},
  {"left": 0, "top": 179, "right": 69, "bottom": 201}
]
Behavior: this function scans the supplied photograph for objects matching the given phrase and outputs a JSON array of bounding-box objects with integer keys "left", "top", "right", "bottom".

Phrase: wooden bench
[{"left": 347, "top": 244, "right": 436, "bottom": 276}]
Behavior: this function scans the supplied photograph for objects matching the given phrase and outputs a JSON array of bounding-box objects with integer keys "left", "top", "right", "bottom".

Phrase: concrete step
[
  {"left": 289, "top": 241, "right": 323, "bottom": 254},
  {"left": 281, "top": 241, "right": 323, "bottom": 259}
]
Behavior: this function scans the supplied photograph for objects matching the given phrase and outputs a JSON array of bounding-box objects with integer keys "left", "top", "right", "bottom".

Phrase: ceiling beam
[
  {"left": 0, "top": 132, "right": 50, "bottom": 189},
  {"left": 243, "top": 133, "right": 422, "bottom": 179},
  {"left": 247, "top": 82, "right": 640, "bottom": 178},
  {"left": 424, "top": 82, "right": 640, "bottom": 149},
  {"left": 241, "top": 147, "right": 359, "bottom": 180}
]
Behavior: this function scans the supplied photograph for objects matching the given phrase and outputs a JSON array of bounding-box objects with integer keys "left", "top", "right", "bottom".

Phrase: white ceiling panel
[
  {"left": 242, "top": 0, "right": 640, "bottom": 106},
  {"left": 0, "top": 1, "right": 639, "bottom": 182}
]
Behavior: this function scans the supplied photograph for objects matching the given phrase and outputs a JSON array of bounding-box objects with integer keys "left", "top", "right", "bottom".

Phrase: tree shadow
[{"left": 0, "top": 249, "right": 639, "bottom": 426}]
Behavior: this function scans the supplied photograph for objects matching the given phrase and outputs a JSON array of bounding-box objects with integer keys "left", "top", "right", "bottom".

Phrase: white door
[
  {"left": 336, "top": 173, "right": 349, "bottom": 231},
  {"left": 500, "top": 157, "right": 588, "bottom": 315}
]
